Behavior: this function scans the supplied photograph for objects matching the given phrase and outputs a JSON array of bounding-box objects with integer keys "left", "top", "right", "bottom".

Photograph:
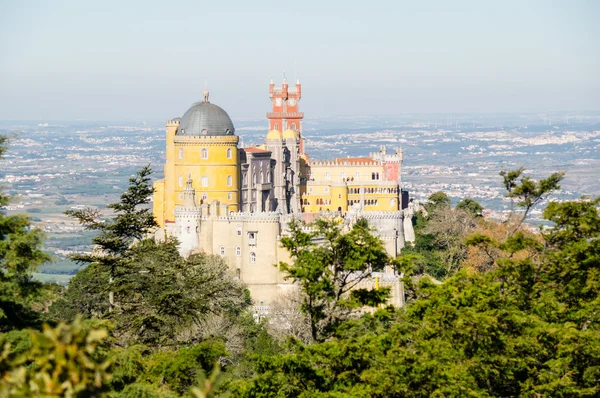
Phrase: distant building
[{"left": 152, "top": 81, "right": 414, "bottom": 306}]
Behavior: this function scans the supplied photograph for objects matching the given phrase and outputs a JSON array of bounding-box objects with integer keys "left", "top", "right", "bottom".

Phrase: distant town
[{"left": 1, "top": 113, "right": 599, "bottom": 282}]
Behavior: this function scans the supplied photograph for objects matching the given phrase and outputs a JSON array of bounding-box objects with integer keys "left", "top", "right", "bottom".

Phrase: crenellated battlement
[
  {"left": 218, "top": 211, "right": 281, "bottom": 223},
  {"left": 166, "top": 119, "right": 181, "bottom": 127},
  {"left": 309, "top": 160, "right": 379, "bottom": 167},
  {"left": 360, "top": 211, "right": 405, "bottom": 220}
]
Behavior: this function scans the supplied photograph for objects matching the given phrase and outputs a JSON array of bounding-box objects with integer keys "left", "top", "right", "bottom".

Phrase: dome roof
[
  {"left": 177, "top": 101, "right": 235, "bottom": 136},
  {"left": 266, "top": 129, "right": 282, "bottom": 140},
  {"left": 282, "top": 129, "right": 297, "bottom": 139}
]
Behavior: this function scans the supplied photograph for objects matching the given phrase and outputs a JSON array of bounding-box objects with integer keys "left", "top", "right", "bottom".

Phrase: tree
[
  {"left": 456, "top": 198, "right": 483, "bottom": 217},
  {"left": 427, "top": 191, "right": 451, "bottom": 212},
  {"left": 500, "top": 167, "right": 564, "bottom": 235},
  {"left": 0, "top": 135, "right": 51, "bottom": 331},
  {"left": 279, "top": 217, "right": 390, "bottom": 342},
  {"left": 113, "top": 239, "right": 249, "bottom": 347},
  {"left": 66, "top": 165, "right": 157, "bottom": 311},
  {"left": 0, "top": 318, "right": 113, "bottom": 397}
]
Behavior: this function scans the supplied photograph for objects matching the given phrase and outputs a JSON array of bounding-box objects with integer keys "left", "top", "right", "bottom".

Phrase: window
[
  {"left": 260, "top": 171, "right": 263, "bottom": 184},
  {"left": 248, "top": 231, "right": 257, "bottom": 245},
  {"left": 227, "top": 175, "right": 232, "bottom": 186},
  {"left": 250, "top": 252, "right": 256, "bottom": 264},
  {"left": 179, "top": 193, "right": 183, "bottom": 200},
  {"left": 356, "top": 172, "right": 360, "bottom": 179},
  {"left": 237, "top": 225, "right": 242, "bottom": 236},
  {"left": 324, "top": 187, "right": 329, "bottom": 193},
  {"left": 201, "top": 176, "right": 208, "bottom": 187},
  {"left": 178, "top": 148, "right": 184, "bottom": 159},
  {"left": 236, "top": 246, "right": 241, "bottom": 256},
  {"left": 309, "top": 187, "right": 313, "bottom": 193},
  {"left": 325, "top": 172, "right": 331, "bottom": 180},
  {"left": 228, "top": 192, "right": 233, "bottom": 200},
  {"left": 201, "top": 148, "right": 208, "bottom": 159},
  {"left": 178, "top": 175, "right": 183, "bottom": 187},
  {"left": 253, "top": 172, "right": 256, "bottom": 184},
  {"left": 202, "top": 193, "right": 208, "bottom": 201},
  {"left": 274, "top": 123, "right": 279, "bottom": 130},
  {"left": 227, "top": 148, "right": 232, "bottom": 159},
  {"left": 219, "top": 246, "right": 225, "bottom": 255},
  {"left": 389, "top": 198, "right": 395, "bottom": 207},
  {"left": 291, "top": 123, "right": 296, "bottom": 130},
  {"left": 186, "top": 226, "right": 190, "bottom": 233},
  {"left": 267, "top": 170, "right": 271, "bottom": 183},
  {"left": 340, "top": 172, "right": 345, "bottom": 181}
]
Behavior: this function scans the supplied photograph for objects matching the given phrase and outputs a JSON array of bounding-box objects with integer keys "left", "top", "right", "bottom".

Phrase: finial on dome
[{"left": 203, "top": 77, "right": 209, "bottom": 102}]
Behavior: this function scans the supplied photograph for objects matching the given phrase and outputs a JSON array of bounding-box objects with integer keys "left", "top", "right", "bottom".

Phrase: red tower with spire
[{"left": 268, "top": 78, "right": 304, "bottom": 152}]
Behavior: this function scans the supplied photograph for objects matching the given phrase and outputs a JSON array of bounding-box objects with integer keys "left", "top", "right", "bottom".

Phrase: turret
[
  {"left": 183, "top": 175, "right": 196, "bottom": 208},
  {"left": 282, "top": 78, "right": 288, "bottom": 98},
  {"left": 296, "top": 79, "right": 301, "bottom": 99}
]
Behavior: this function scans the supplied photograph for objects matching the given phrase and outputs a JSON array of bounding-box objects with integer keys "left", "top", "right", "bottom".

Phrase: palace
[{"left": 152, "top": 81, "right": 415, "bottom": 306}]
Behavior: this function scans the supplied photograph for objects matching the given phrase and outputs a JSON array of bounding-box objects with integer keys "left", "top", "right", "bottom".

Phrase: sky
[{"left": 0, "top": 0, "right": 598, "bottom": 120}]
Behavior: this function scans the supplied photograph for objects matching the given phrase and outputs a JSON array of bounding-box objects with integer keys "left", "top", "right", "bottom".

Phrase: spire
[{"left": 183, "top": 175, "right": 196, "bottom": 208}]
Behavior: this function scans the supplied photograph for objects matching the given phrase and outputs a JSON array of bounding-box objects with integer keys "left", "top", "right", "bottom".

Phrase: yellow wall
[
  {"left": 155, "top": 120, "right": 240, "bottom": 225},
  {"left": 153, "top": 179, "right": 165, "bottom": 226},
  {"left": 302, "top": 181, "right": 399, "bottom": 214},
  {"left": 308, "top": 163, "right": 383, "bottom": 183}
]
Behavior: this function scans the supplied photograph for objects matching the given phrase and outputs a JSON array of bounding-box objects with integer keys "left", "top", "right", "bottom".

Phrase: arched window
[
  {"left": 219, "top": 246, "right": 225, "bottom": 255},
  {"left": 250, "top": 252, "right": 256, "bottom": 264},
  {"left": 227, "top": 175, "right": 232, "bottom": 186},
  {"left": 340, "top": 172, "right": 345, "bottom": 181},
  {"left": 201, "top": 148, "right": 208, "bottom": 159},
  {"left": 291, "top": 123, "right": 296, "bottom": 130},
  {"left": 371, "top": 173, "right": 376, "bottom": 180},
  {"left": 355, "top": 172, "right": 360, "bottom": 180},
  {"left": 237, "top": 225, "right": 242, "bottom": 236},
  {"left": 178, "top": 175, "right": 184, "bottom": 187},
  {"left": 227, "top": 148, "right": 232, "bottom": 159},
  {"left": 253, "top": 172, "right": 256, "bottom": 184},
  {"left": 228, "top": 192, "right": 232, "bottom": 200},
  {"left": 274, "top": 123, "right": 279, "bottom": 130},
  {"left": 201, "top": 176, "right": 208, "bottom": 187},
  {"left": 236, "top": 246, "right": 241, "bottom": 256},
  {"left": 260, "top": 171, "right": 263, "bottom": 183},
  {"left": 178, "top": 148, "right": 184, "bottom": 159},
  {"left": 267, "top": 170, "right": 271, "bottom": 182},
  {"left": 325, "top": 172, "right": 331, "bottom": 180},
  {"left": 375, "top": 172, "right": 379, "bottom": 180}
]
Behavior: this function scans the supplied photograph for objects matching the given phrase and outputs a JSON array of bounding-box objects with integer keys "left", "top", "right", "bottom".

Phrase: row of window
[
  {"left": 178, "top": 148, "right": 233, "bottom": 160},
  {"left": 242, "top": 170, "right": 271, "bottom": 185},
  {"left": 218, "top": 246, "right": 256, "bottom": 262},
  {"left": 178, "top": 175, "right": 233, "bottom": 187},
  {"left": 348, "top": 187, "right": 398, "bottom": 194},
  {"left": 272, "top": 123, "right": 297, "bottom": 130}
]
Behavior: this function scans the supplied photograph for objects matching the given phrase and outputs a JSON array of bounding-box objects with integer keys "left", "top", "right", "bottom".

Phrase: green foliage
[
  {"left": 456, "top": 198, "right": 483, "bottom": 217},
  {"left": 0, "top": 318, "right": 113, "bottom": 397},
  {"left": 66, "top": 165, "right": 157, "bottom": 311},
  {"left": 0, "top": 136, "right": 51, "bottom": 331},
  {"left": 500, "top": 167, "right": 564, "bottom": 233},
  {"left": 427, "top": 191, "right": 451, "bottom": 211},
  {"left": 279, "top": 217, "right": 390, "bottom": 342}
]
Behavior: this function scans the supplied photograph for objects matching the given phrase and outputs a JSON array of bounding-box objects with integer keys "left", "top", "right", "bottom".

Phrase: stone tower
[{"left": 268, "top": 78, "right": 304, "bottom": 153}]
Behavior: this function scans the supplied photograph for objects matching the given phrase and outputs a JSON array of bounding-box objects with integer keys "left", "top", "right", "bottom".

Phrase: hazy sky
[{"left": 0, "top": 0, "right": 598, "bottom": 120}]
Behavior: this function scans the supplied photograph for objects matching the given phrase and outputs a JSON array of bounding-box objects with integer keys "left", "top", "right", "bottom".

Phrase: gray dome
[{"left": 177, "top": 101, "right": 235, "bottom": 136}]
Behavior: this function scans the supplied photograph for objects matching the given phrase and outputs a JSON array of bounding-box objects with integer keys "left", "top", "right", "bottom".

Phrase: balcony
[{"left": 266, "top": 112, "right": 304, "bottom": 119}]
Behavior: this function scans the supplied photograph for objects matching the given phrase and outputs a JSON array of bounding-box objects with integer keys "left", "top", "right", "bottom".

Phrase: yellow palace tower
[{"left": 153, "top": 90, "right": 240, "bottom": 227}]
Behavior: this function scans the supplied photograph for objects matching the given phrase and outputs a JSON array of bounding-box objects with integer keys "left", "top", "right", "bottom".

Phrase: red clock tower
[{"left": 268, "top": 78, "right": 305, "bottom": 153}]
